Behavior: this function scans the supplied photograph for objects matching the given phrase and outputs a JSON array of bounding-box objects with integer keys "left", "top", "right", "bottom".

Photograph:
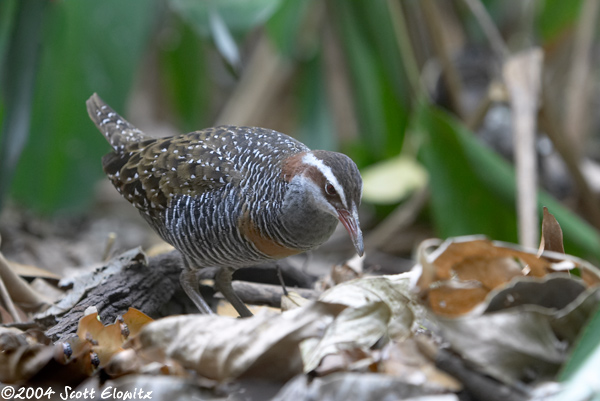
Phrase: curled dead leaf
[
  {"left": 134, "top": 301, "right": 346, "bottom": 382},
  {"left": 379, "top": 338, "right": 462, "bottom": 393},
  {"left": 538, "top": 207, "right": 564, "bottom": 256},
  {"left": 76, "top": 308, "right": 153, "bottom": 367},
  {"left": 413, "top": 236, "right": 600, "bottom": 317},
  {"left": 302, "top": 274, "right": 421, "bottom": 373},
  {"left": 412, "top": 234, "right": 600, "bottom": 386},
  {"left": 0, "top": 327, "right": 55, "bottom": 383}
]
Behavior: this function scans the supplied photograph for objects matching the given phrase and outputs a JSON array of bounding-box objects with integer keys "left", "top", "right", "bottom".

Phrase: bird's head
[{"left": 282, "top": 150, "right": 364, "bottom": 256}]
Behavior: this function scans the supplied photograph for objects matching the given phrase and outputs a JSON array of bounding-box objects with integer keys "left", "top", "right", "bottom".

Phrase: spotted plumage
[{"left": 86, "top": 93, "right": 363, "bottom": 317}]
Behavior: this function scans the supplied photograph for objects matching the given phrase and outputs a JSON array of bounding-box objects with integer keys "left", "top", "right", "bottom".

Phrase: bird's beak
[{"left": 337, "top": 209, "right": 364, "bottom": 256}]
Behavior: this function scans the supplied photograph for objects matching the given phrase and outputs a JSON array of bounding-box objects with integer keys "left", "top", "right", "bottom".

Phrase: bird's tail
[{"left": 86, "top": 93, "right": 147, "bottom": 152}]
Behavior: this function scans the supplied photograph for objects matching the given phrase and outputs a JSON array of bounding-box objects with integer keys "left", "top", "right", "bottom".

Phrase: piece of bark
[
  {"left": 40, "top": 249, "right": 320, "bottom": 342},
  {"left": 42, "top": 251, "right": 186, "bottom": 342}
]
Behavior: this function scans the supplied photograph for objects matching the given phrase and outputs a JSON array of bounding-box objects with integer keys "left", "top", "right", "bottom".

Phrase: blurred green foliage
[
  {"left": 417, "top": 104, "right": 600, "bottom": 259},
  {"left": 1, "top": 0, "right": 599, "bottom": 262},
  {"left": 2, "top": 0, "right": 158, "bottom": 212}
]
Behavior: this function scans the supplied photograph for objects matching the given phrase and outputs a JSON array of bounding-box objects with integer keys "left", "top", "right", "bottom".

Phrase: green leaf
[
  {"left": 11, "top": 0, "right": 158, "bottom": 213},
  {"left": 0, "top": 0, "right": 47, "bottom": 210},
  {"left": 537, "top": 0, "right": 583, "bottom": 42},
  {"left": 333, "top": 1, "right": 409, "bottom": 164},
  {"left": 208, "top": 8, "right": 241, "bottom": 71},
  {"left": 265, "top": 0, "right": 312, "bottom": 57},
  {"left": 296, "top": 53, "right": 336, "bottom": 151},
  {"left": 555, "top": 304, "right": 600, "bottom": 400},
  {"left": 415, "top": 103, "right": 600, "bottom": 261},
  {"left": 416, "top": 103, "right": 518, "bottom": 243},
  {"left": 361, "top": 155, "right": 428, "bottom": 205},
  {"left": 169, "top": 0, "right": 283, "bottom": 36},
  {"left": 0, "top": 0, "right": 18, "bottom": 68},
  {"left": 159, "top": 17, "right": 211, "bottom": 133}
]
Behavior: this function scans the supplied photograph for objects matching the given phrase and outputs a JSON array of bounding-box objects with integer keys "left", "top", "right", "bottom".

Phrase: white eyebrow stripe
[{"left": 302, "top": 152, "right": 347, "bottom": 208}]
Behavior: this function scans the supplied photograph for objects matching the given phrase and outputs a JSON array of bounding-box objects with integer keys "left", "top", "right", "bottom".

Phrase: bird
[{"left": 86, "top": 93, "right": 363, "bottom": 317}]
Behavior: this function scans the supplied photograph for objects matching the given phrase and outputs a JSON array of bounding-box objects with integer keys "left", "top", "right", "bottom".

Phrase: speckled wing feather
[{"left": 87, "top": 94, "right": 241, "bottom": 213}]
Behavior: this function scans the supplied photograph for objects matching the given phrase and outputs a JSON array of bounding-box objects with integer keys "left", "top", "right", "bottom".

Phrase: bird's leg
[
  {"left": 214, "top": 267, "right": 253, "bottom": 318},
  {"left": 275, "top": 263, "right": 289, "bottom": 296},
  {"left": 179, "top": 269, "right": 214, "bottom": 315}
]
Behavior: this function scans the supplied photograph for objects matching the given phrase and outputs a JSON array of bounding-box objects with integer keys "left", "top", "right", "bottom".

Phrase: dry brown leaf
[
  {"left": 415, "top": 238, "right": 443, "bottom": 294},
  {"left": 413, "top": 236, "right": 600, "bottom": 317},
  {"left": 428, "top": 283, "right": 488, "bottom": 316},
  {"left": 281, "top": 291, "right": 311, "bottom": 311},
  {"left": 0, "top": 327, "right": 56, "bottom": 383},
  {"left": 0, "top": 250, "right": 51, "bottom": 310},
  {"left": 452, "top": 256, "right": 523, "bottom": 290},
  {"left": 301, "top": 300, "right": 390, "bottom": 373},
  {"left": 61, "top": 337, "right": 98, "bottom": 377},
  {"left": 432, "top": 274, "right": 600, "bottom": 386},
  {"left": 581, "top": 267, "right": 600, "bottom": 287},
  {"left": 330, "top": 263, "right": 361, "bottom": 285},
  {"left": 437, "top": 311, "right": 565, "bottom": 384},
  {"left": 122, "top": 308, "right": 155, "bottom": 338},
  {"left": 8, "top": 260, "right": 61, "bottom": 281},
  {"left": 428, "top": 238, "right": 549, "bottom": 279},
  {"left": 484, "top": 275, "right": 585, "bottom": 314},
  {"left": 315, "top": 254, "right": 365, "bottom": 292},
  {"left": 0, "top": 303, "right": 28, "bottom": 324},
  {"left": 319, "top": 274, "right": 416, "bottom": 341},
  {"left": 331, "top": 253, "right": 364, "bottom": 285},
  {"left": 379, "top": 338, "right": 462, "bottom": 393},
  {"left": 134, "top": 301, "right": 346, "bottom": 382},
  {"left": 102, "top": 347, "right": 188, "bottom": 379},
  {"left": 314, "top": 348, "right": 376, "bottom": 376},
  {"left": 216, "top": 300, "right": 271, "bottom": 316},
  {"left": 76, "top": 308, "right": 153, "bottom": 367},
  {"left": 538, "top": 207, "right": 564, "bottom": 255}
]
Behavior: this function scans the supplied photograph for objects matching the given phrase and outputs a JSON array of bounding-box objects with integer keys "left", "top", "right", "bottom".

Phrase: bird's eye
[{"left": 325, "top": 182, "right": 337, "bottom": 196}]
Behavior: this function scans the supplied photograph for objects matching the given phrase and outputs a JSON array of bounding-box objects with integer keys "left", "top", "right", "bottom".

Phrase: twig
[
  {"left": 323, "top": 18, "right": 359, "bottom": 142},
  {"left": 102, "top": 232, "right": 117, "bottom": 262},
  {"left": 387, "top": 0, "right": 429, "bottom": 100},
  {"left": 461, "top": 0, "right": 509, "bottom": 61},
  {"left": 0, "top": 249, "right": 49, "bottom": 310},
  {"left": 539, "top": 91, "right": 600, "bottom": 229},
  {"left": 503, "top": 49, "right": 543, "bottom": 248},
  {"left": 0, "top": 276, "right": 21, "bottom": 323},
  {"left": 421, "top": 0, "right": 465, "bottom": 118},
  {"left": 0, "top": 321, "right": 40, "bottom": 330},
  {"left": 563, "top": 0, "right": 600, "bottom": 157},
  {"left": 232, "top": 281, "right": 317, "bottom": 307},
  {"left": 215, "top": 33, "right": 290, "bottom": 126},
  {"left": 460, "top": 0, "right": 509, "bottom": 131},
  {"left": 435, "top": 348, "right": 529, "bottom": 401}
]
